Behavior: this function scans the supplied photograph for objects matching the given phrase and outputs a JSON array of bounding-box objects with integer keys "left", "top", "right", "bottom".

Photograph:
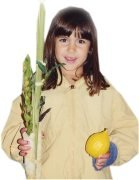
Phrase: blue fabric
[{"left": 92, "top": 142, "right": 118, "bottom": 171}]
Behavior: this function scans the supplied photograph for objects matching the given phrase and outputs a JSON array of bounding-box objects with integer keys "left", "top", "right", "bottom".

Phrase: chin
[{"left": 63, "top": 66, "right": 78, "bottom": 72}]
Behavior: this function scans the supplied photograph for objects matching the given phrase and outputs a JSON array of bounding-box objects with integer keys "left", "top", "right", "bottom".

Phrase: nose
[{"left": 67, "top": 41, "right": 76, "bottom": 52}]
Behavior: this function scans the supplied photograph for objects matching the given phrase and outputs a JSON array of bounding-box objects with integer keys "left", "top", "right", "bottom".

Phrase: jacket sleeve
[
  {"left": 110, "top": 88, "right": 138, "bottom": 166},
  {"left": 1, "top": 95, "right": 24, "bottom": 163}
]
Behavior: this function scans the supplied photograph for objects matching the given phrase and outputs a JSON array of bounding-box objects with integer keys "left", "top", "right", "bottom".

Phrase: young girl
[{"left": 1, "top": 7, "right": 138, "bottom": 179}]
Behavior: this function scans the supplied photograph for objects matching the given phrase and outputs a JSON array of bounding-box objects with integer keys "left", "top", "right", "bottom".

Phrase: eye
[
  {"left": 58, "top": 36, "right": 68, "bottom": 43},
  {"left": 59, "top": 38, "right": 67, "bottom": 42},
  {"left": 78, "top": 39, "right": 86, "bottom": 44}
]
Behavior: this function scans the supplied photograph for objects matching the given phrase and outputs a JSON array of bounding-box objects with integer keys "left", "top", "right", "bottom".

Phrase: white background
[{"left": 0, "top": 0, "right": 139, "bottom": 179}]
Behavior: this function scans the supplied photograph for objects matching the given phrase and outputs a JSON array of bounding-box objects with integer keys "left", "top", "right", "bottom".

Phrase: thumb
[{"left": 20, "top": 127, "right": 27, "bottom": 136}]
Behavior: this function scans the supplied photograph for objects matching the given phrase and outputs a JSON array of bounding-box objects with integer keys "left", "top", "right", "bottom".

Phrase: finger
[
  {"left": 17, "top": 138, "right": 29, "bottom": 145},
  {"left": 96, "top": 159, "right": 106, "bottom": 166},
  {"left": 98, "top": 152, "right": 110, "bottom": 159},
  {"left": 96, "top": 158, "right": 107, "bottom": 164},
  {"left": 19, "top": 151, "right": 28, "bottom": 157},
  {"left": 20, "top": 127, "right": 27, "bottom": 135},
  {"left": 18, "top": 145, "right": 31, "bottom": 151},
  {"left": 95, "top": 164, "right": 103, "bottom": 170},
  {"left": 96, "top": 162, "right": 106, "bottom": 166}
]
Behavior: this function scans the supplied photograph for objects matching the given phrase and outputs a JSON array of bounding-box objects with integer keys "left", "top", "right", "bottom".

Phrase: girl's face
[{"left": 55, "top": 30, "right": 90, "bottom": 76}]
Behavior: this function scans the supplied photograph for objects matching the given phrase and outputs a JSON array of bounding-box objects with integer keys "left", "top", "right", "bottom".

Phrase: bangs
[
  {"left": 54, "top": 25, "right": 92, "bottom": 40},
  {"left": 52, "top": 7, "right": 94, "bottom": 41}
]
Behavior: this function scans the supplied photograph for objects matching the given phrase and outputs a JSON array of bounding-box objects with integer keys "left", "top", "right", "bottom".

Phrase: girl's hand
[
  {"left": 94, "top": 152, "right": 110, "bottom": 170},
  {"left": 17, "top": 127, "right": 31, "bottom": 157},
  {"left": 93, "top": 142, "right": 118, "bottom": 170}
]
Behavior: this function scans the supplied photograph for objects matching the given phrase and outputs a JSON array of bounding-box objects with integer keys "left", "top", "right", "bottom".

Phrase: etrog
[{"left": 85, "top": 128, "right": 110, "bottom": 158}]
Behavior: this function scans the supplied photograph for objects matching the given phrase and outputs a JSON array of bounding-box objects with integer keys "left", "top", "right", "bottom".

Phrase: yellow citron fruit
[{"left": 85, "top": 128, "right": 110, "bottom": 158}]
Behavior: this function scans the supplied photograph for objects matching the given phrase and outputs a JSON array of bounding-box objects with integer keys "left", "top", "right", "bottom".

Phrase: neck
[{"left": 62, "top": 69, "right": 83, "bottom": 85}]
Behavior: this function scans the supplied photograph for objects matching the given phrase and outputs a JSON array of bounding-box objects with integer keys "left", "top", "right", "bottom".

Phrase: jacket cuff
[
  {"left": 92, "top": 142, "right": 118, "bottom": 171},
  {"left": 105, "top": 142, "right": 118, "bottom": 166}
]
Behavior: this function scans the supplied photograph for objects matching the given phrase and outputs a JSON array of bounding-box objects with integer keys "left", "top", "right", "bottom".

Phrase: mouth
[{"left": 64, "top": 56, "right": 77, "bottom": 64}]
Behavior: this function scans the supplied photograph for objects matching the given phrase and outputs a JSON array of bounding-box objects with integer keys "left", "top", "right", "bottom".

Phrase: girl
[{"left": 1, "top": 7, "right": 138, "bottom": 179}]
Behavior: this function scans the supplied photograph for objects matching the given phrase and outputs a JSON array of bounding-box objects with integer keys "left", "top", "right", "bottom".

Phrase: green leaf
[
  {"left": 24, "top": 113, "right": 32, "bottom": 122},
  {"left": 39, "top": 108, "right": 51, "bottom": 122},
  {"left": 45, "top": 63, "right": 65, "bottom": 80},
  {"left": 36, "top": 60, "right": 47, "bottom": 74},
  {"left": 51, "top": 62, "right": 65, "bottom": 71}
]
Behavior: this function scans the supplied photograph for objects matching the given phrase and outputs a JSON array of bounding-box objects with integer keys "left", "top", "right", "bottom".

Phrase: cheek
[
  {"left": 55, "top": 42, "right": 65, "bottom": 54},
  {"left": 55, "top": 45, "right": 64, "bottom": 63},
  {"left": 55, "top": 45, "right": 61, "bottom": 57},
  {"left": 80, "top": 48, "right": 90, "bottom": 60}
]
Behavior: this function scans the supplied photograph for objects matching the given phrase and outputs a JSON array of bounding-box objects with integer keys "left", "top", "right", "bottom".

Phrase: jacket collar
[{"left": 57, "top": 70, "right": 85, "bottom": 89}]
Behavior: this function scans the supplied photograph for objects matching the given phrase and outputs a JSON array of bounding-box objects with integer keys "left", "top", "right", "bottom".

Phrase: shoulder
[
  {"left": 99, "top": 83, "right": 120, "bottom": 98},
  {"left": 12, "top": 94, "right": 22, "bottom": 107},
  {"left": 97, "top": 83, "right": 128, "bottom": 108},
  {"left": 7, "top": 94, "right": 22, "bottom": 115},
  {"left": 12, "top": 94, "right": 22, "bottom": 104},
  {"left": 102, "top": 83, "right": 134, "bottom": 113}
]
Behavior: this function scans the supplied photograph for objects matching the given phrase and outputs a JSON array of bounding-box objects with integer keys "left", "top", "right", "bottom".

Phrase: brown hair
[{"left": 43, "top": 7, "right": 110, "bottom": 95}]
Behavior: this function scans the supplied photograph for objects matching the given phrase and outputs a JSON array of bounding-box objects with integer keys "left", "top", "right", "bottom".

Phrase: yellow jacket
[{"left": 1, "top": 76, "right": 138, "bottom": 179}]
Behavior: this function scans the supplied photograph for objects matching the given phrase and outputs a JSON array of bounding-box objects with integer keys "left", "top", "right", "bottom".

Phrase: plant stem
[{"left": 32, "top": 2, "right": 45, "bottom": 176}]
